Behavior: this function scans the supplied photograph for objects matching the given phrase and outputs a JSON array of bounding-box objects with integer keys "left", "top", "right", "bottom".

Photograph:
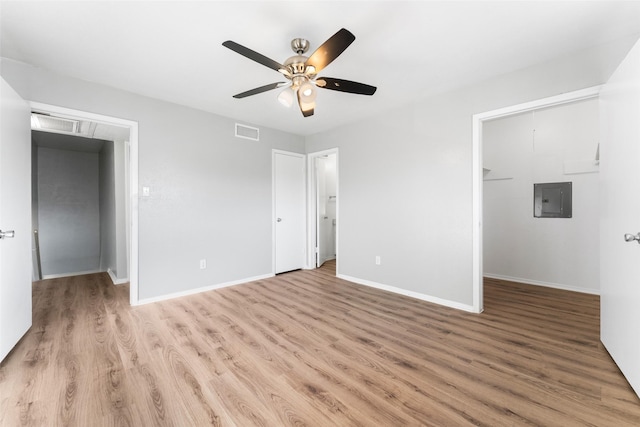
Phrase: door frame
[
  {"left": 471, "top": 85, "right": 601, "bottom": 314},
  {"left": 29, "top": 102, "right": 139, "bottom": 305},
  {"left": 306, "top": 148, "right": 339, "bottom": 271}
]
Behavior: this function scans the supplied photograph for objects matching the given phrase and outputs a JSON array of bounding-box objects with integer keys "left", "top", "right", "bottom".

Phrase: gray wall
[
  {"left": 37, "top": 146, "right": 101, "bottom": 276},
  {"left": 1, "top": 57, "right": 305, "bottom": 301}
]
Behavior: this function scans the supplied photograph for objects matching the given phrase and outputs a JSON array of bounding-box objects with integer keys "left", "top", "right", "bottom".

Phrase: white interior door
[
  {"left": 274, "top": 151, "right": 305, "bottom": 274},
  {"left": 0, "top": 77, "right": 32, "bottom": 362},
  {"left": 600, "top": 39, "right": 640, "bottom": 398}
]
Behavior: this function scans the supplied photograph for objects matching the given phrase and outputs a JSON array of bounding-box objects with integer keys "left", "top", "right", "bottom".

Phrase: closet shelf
[{"left": 483, "top": 167, "right": 513, "bottom": 181}]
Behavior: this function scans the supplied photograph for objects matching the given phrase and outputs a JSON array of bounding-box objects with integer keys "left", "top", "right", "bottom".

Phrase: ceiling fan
[{"left": 222, "top": 28, "right": 376, "bottom": 117}]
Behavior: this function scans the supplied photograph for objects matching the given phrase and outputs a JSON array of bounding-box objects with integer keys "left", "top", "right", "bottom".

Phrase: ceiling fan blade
[
  {"left": 305, "top": 28, "right": 355, "bottom": 74},
  {"left": 297, "top": 90, "right": 315, "bottom": 117},
  {"left": 222, "top": 40, "right": 286, "bottom": 73},
  {"left": 232, "top": 82, "right": 287, "bottom": 99},
  {"left": 315, "top": 78, "right": 377, "bottom": 95}
]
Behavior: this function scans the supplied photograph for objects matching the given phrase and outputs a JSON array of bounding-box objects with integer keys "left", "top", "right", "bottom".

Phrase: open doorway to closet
[
  {"left": 472, "top": 86, "right": 600, "bottom": 313},
  {"left": 29, "top": 103, "right": 139, "bottom": 304},
  {"left": 307, "top": 149, "right": 338, "bottom": 271},
  {"left": 482, "top": 98, "right": 600, "bottom": 295}
]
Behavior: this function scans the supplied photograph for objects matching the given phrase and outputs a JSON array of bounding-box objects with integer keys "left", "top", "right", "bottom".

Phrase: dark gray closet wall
[{"left": 33, "top": 131, "right": 115, "bottom": 278}]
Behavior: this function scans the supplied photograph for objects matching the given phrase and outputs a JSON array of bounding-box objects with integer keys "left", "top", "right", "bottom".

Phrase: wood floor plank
[{"left": 1, "top": 262, "right": 639, "bottom": 426}]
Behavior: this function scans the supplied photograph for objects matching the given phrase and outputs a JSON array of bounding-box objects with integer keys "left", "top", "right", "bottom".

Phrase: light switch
[{"left": 142, "top": 186, "right": 150, "bottom": 197}]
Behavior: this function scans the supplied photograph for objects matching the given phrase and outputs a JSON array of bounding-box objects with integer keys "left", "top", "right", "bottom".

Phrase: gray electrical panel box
[{"left": 534, "top": 182, "right": 572, "bottom": 218}]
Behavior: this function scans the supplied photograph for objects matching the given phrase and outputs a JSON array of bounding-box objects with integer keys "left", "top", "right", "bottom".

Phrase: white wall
[
  {"left": 100, "top": 138, "right": 128, "bottom": 282},
  {"left": 98, "top": 140, "right": 117, "bottom": 277},
  {"left": 306, "top": 35, "right": 637, "bottom": 309},
  {"left": 0, "top": 57, "right": 305, "bottom": 301},
  {"left": 113, "top": 140, "right": 128, "bottom": 281},
  {"left": 483, "top": 99, "right": 600, "bottom": 293}
]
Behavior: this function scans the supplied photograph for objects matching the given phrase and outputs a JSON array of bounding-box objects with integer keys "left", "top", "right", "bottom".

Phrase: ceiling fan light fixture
[
  {"left": 299, "top": 99, "right": 315, "bottom": 117},
  {"left": 277, "top": 87, "right": 294, "bottom": 108},
  {"left": 299, "top": 81, "right": 317, "bottom": 103}
]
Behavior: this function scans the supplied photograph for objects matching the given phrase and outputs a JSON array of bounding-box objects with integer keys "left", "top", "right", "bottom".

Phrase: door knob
[
  {"left": 624, "top": 232, "right": 640, "bottom": 244},
  {"left": 0, "top": 229, "right": 15, "bottom": 239},
  {"left": 277, "top": 218, "right": 282, "bottom": 222}
]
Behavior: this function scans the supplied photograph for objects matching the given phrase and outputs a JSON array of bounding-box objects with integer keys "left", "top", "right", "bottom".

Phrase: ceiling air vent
[
  {"left": 235, "top": 123, "right": 259, "bottom": 141},
  {"left": 31, "top": 113, "right": 79, "bottom": 134}
]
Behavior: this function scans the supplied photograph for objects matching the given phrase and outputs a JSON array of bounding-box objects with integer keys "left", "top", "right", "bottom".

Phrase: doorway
[
  {"left": 28, "top": 102, "right": 139, "bottom": 304},
  {"left": 315, "top": 154, "right": 337, "bottom": 267},
  {"left": 482, "top": 99, "right": 600, "bottom": 294},
  {"left": 472, "top": 86, "right": 601, "bottom": 313},
  {"left": 307, "top": 148, "right": 339, "bottom": 273},
  {"left": 273, "top": 150, "right": 306, "bottom": 274}
]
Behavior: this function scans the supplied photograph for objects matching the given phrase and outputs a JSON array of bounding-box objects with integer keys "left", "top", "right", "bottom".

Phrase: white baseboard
[
  {"left": 134, "top": 273, "right": 275, "bottom": 306},
  {"left": 483, "top": 273, "right": 600, "bottom": 295},
  {"left": 41, "top": 269, "right": 103, "bottom": 280},
  {"left": 107, "top": 268, "right": 129, "bottom": 285},
  {"left": 337, "top": 274, "right": 476, "bottom": 313}
]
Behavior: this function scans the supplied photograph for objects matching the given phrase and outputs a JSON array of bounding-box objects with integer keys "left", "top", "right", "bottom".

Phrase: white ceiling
[{"left": 2, "top": 1, "right": 640, "bottom": 136}]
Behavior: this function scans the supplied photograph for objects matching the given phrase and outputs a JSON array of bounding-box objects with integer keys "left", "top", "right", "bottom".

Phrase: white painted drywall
[
  {"left": 99, "top": 141, "right": 117, "bottom": 276},
  {"left": 113, "top": 140, "right": 128, "bottom": 281},
  {"left": 99, "top": 139, "right": 128, "bottom": 281},
  {"left": 0, "top": 57, "right": 305, "bottom": 301},
  {"left": 483, "top": 99, "right": 600, "bottom": 293}
]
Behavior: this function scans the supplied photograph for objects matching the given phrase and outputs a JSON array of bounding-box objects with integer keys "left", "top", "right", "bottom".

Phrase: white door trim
[
  {"left": 29, "top": 102, "right": 139, "bottom": 305},
  {"left": 471, "top": 85, "right": 601, "bottom": 314},
  {"left": 306, "top": 148, "right": 339, "bottom": 271}
]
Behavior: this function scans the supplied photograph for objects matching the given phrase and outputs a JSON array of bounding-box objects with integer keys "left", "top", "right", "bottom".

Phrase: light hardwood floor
[{"left": 1, "top": 261, "right": 639, "bottom": 426}]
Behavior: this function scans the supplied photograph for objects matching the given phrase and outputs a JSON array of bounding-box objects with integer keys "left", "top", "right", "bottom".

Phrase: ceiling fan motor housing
[
  {"left": 284, "top": 55, "right": 309, "bottom": 75},
  {"left": 291, "top": 38, "right": 309, "bottom": 54}
]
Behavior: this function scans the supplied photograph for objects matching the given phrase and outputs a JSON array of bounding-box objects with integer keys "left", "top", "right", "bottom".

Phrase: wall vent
[
  {"left": 31, "top": 113, "right": 79, "bottom": 134},
  {"left": 235, "top": 123, "right": 259, "bottom": 141}
]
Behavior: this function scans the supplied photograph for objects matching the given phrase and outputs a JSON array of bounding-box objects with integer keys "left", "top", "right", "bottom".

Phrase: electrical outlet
[
  {"left": 199, "top": 259, "right": 207, "bottom": 269},
  {"left": 375, "top": 256, "right": 381, "bottom": 265}
]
